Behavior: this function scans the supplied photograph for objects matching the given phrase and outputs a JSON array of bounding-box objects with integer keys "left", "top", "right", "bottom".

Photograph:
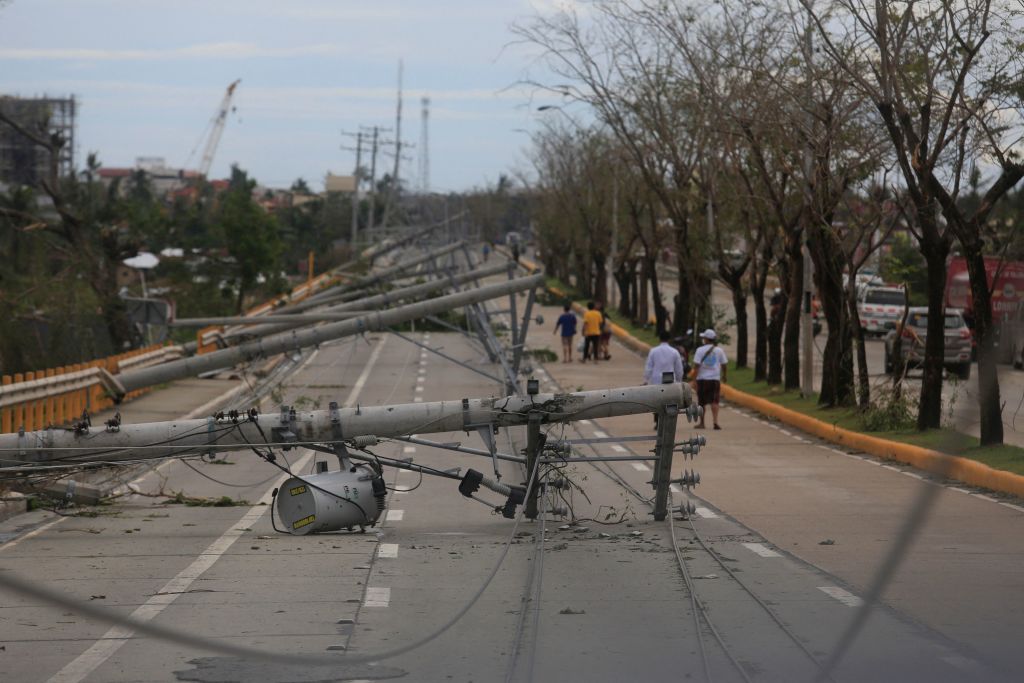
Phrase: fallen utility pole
[
  {"left": 109, "top": 274, "right": 543, "bottom": 399},
  {"left": 0, "top": 383, "right": 689, "bottom": 467},
  {"left": 219, "top": 261, "right": 511, "bottom": 341}
]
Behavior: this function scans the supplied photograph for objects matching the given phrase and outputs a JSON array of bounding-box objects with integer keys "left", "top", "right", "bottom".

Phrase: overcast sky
[{"left": 0, "top": 0, "right": 572, "bottom": 191}]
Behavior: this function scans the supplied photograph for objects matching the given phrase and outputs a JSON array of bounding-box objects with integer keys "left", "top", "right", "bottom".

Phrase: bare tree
[{"left": 805, "top": 0, "right": 1024, "bottom": 442}]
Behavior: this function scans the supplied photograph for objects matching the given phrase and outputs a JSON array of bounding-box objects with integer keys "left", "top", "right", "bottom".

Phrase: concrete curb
[{"left": 543, "top": 276, "right": 1024, "bottom": 499}]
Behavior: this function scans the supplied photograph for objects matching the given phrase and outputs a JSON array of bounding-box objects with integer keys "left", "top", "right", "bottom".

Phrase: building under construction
[{"left": 0, "top": 95, "right": 76, "bottom": 187}]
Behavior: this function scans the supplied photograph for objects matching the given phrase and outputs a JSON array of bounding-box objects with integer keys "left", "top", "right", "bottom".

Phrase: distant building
[
  {"left": 324, "top": 173, "right": 356, "bottom": 194},
  {"left": 98, "top": 157, "right": 202, "bottom": 197},
  {"left": 0, "top": 95, "right": 76, "bottom": 187}
]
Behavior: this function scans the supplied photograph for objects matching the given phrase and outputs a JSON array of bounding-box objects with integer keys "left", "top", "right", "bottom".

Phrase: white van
[{"left": 858, "top": 285, "right": 907, "bottom": 336}]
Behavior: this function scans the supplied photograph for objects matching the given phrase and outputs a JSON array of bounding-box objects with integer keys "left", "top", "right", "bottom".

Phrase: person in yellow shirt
[{"left": 581, "top": 301, "right": 603, "bottom": 363}]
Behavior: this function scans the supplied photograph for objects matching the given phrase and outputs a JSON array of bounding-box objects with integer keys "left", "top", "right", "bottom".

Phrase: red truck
[{"left": 945, "top": 256, "right": 1024, "bottom": 364}]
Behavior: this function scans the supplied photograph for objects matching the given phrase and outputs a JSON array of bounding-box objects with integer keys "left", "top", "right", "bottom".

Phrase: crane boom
[{"left": 198, "top": 79, "right": 240, "bottom": 178}]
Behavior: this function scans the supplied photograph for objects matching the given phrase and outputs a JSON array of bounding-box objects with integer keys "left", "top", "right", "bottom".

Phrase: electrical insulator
[
  {"left": 684, "top": 405, "right": 704, "bottom": 423},
  {"left": 351, "top": 435, "right": 380, "bottom": 448},
  {"left": 543, "top": 441, "right": 572, "bottom": 457},
  {"left": 676, "top": 501, "right": 697, "bottom": 515},
  {"left": 548, "top": 504, "right": 568, "bottom": 517}
]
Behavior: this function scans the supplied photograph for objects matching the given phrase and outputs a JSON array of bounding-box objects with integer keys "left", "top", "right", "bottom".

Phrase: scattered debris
[
  {"left": 559, "top": 607, "right": 586, "bottom": 615},
  {"left": 819, "top": 539, "right": 836, "bottom": 546}
]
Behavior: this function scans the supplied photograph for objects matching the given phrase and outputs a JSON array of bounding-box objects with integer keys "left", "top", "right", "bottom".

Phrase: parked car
[
  {"left": 883, "top": 307, "right": 972, "bottom": 380},
  {"left": 858, "top": 285, "right": 907, "bottom": 336}
]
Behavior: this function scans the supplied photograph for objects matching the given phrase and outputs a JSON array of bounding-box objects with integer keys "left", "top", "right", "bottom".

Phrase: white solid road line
[
  {"left": 386, "top": 509, "right": 405, "bottom": 522},
  {"left": 695, "top": 507, "right": 718, "bottom": 519},
  {"left": 972, "top": 493, "right": 999, "bottom": 503},
  {"left": 818, "top": 586, "right": 864, "bottom": 607},
  {"left": 593, "top": 430, "right": 608, "bottom": 438},
  {"left": 47, "top": 449, "right": 316, "bottom": 683},
  {"left": 364, "top": 587, "right": 391, "bottom": 607},
  {"left": 631, "top": 463, "right": 650, "bottom": 472},
  {"left": 669, "top": 484, "right": 682, "bottom": 494},
  {"left": 344, "top": 336, "right": 388, "bottom": 409},
  {"left": 742, "top": 542, "right": 781, "bottom": 558},
  {"left": 403, "top": 446, "right": 416, "bottom": 454},
  {"left": 0, "top": 516, "right": 66, "bottom": 552},
  {"left": 611, "top": 444, "right": 627, "bottom": 453},
  {"left": 378, "top": 543, "right": 399, "bottom": 559},
  {"left": 1000, "top": 502, "right": 1024, "bottom": 513}
]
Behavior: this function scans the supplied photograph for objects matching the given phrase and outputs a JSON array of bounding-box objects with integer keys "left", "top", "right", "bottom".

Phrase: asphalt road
[{"left": 0, "top": 292, "right": 1021, "bottom": 681}]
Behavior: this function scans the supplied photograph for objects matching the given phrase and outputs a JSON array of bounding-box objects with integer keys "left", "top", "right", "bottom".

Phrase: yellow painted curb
[{"left": 546, "top": 281, "right": 1024, "bottom": 499}]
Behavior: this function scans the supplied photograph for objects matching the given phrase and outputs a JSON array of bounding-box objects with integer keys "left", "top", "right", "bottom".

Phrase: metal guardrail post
[
  {"left": 652, "top": 373, "right": 680, "bottom": 521},
  {"left": 13, "top": 373, "right": 24, "bottom": 431},
  {"left": 1, "top": 375, "right": 12, "bottom": 433}
]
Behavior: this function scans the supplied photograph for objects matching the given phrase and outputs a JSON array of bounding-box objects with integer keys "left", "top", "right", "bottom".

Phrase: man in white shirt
[
  {"left": 644, "top": 331, "right": 684, "bottom": 385},
  {"left": 692, "top": 329, "right": 728, "bottom": 430}
]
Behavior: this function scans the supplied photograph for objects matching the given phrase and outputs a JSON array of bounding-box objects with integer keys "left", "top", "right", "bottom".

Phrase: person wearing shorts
[
  {"left": 692, "top": 328, "right": 728, "bottom": 430},
  {"left": 581, "top": 301, "right": 602, "bottom": 363},
  {"left": 553, "top": 304, "right": 578, "bottom": 363},
  {"left": 597, "top": 301, "right": 612, "bottom": 360}
]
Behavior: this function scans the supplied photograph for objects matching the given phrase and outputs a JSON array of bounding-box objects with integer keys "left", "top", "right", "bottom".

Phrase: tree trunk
[
  {"left": 592, "top": 253, "right": 608, "bottom": 305},
  {"left": 783, "top": 234, "right": 803, "bottom": 391},
  {"left": 809, "top": 225, "right": 854, "bottom": 407},
  {"left": 847, "top": 281, "right": 871, "bottom": 408},
  {"left": 637, "top": 259, "right": 650, "bottom": 327},
  {"left": 917, "top": 240, "right": 949, "bottom": 430},
  {"left": 962, "top": 248, "right": 1004, "bottom": 445},
  {"left": 732, "top": 285, "right": 749, "bottom": 368},
  {"left": 752, "top": 276, "right": 768, "bottom": 381},
  {"left": 649, "top": 258, "right": 668, "bottom": 336}
]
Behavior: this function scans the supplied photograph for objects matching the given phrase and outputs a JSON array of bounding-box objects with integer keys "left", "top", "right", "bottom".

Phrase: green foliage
[
  {"left": 861, "top": 386, "right": 918, "bottom": 432},
  {"left": 220, "top": 167, "right": 284, "bottom": 311},
  {"left": 880, "top": 233, "right": 928, "bottom": 305}
]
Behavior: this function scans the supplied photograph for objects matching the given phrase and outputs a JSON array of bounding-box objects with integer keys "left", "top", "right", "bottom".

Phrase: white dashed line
[
  {"left": 403, "top": 446, "right": 416, "bottom": 454},
  {"left": 695, "top": 507, "right": 718, "bottom": 519},
  {"left": 901, "top": 471, "right": 924, "bottom": 480},
  {"left": 948, "top": 487, "right": 971, "bottom": 494},
  {"left": 818, "top": 586, "right": 864, "bottom": 607},
  {"left": 413, "top": 397, "right": 423, "bottom": 403},
  {"left": 882, "top": 465, "right": 901, "bottom": 472},
  {"left": 416, "top": 376, "right": 424, "bottom": 384},
  {"left": 742, "top": 542, "right": 781, "bottom": 558},
  {"left": 670, "top": 484, "right": 682, "bottom": 494},
  {"left": 631, "top": 463, "right": 650, "bottom": 472},
  {"left": 779, "top": 430, "right": 793, "bottom": 436},
  {"left": 364, "top": 587, "right": 391, "bottom": 607},
  {"left": 418, "top": 369, "right": 426, "bottom": 376},
  {"left": 972, "top": 494, "right": 999, "bottom": 503},
  {"left": 611, "top": 445, "right": 627, "bottom": 453},
  {"left": 386, "top": 510, "right": 405, "bottom": 522},
  {"left": 593, "top": 430, "right": 608, "bottom": 439},
  {"left": 579, "top": 420, "right": 592, "bottom": 426},
  {"left": 415, "top": 386, "right": 424, "bottom": 393},
  {"left": 378, "top": 543, "right": 399, "bottom": 559},
  {"left": 1000, "top": 502, "right": 1024, "bottom": 513}
]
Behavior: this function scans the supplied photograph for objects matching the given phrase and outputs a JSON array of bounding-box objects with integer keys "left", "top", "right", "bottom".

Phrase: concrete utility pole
[
  {"left": 350, "top": 131, "right": 362, "bottom": 245},
  {"left": 0, "top": 383, "right": 690, "bottom": 467},
  {"left": 367, "top": 126, "right": 380, "bottom": 235},
  {"left": 380, "top": 59, "right": 404, "bottom": 230},
  {"left": 109, "top": 274, "right": 545, "bottom": 399}
]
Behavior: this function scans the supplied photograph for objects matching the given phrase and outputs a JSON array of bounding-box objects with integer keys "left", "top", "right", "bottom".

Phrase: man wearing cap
[{"left": 693, "top": 329, "right": 728, "bottom": 430}]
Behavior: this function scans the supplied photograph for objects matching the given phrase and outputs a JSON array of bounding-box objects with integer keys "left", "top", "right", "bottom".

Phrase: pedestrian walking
[
  {"left": 644, "top": 331, "right": 684, "bottom": 385},
  {"left": 597, "top": 301, "right": 612, "bottom": 360},
  {"left": 691, "top": 329, "right": 728, "bottom": 430},
  {"left": 645, "top": 331, "right": 683, "bottom": 429},
  {"left": 553, "top": 304, "right": 578, "bottom": 363},
  {"left": 482, "top": 243, "right": 491, "bottom": 262},
  {"left": 581, "top": 301, "right": 603, "bottom": 363}
]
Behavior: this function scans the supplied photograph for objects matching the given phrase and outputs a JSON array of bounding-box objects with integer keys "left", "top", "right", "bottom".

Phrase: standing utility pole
[
  {"left": 381, "top": 60, "right": 404, "bottom": 230},
  {"left": 341, "top": 130, "right": 364, "bottom": 245},
  {"left": 367, "top": 126, "right": 380, "bottom": 235},
  {"left": 419, "top": 96, "right": 431, "bottom": 193}
]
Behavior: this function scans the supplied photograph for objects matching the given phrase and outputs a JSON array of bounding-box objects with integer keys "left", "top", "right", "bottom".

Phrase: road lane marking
[
  {"left": 416, "top": 376, "right": 424, "bottom": 384},
  {"left": 882, "top": 465, "right": 901, "bottom": 472},
  {"left": 593, "top": 430, "right": 608, "bottom": 438},
  {"left": 386, "top": 510, "right": 405, "bottom": 522},
  {"left": 403, "top": 446, "right": 416, "bottom": 454},
  {"left": 742, "top": 542, "right": 781, "bottom": 558},
  {"left": 631, "top": 463, "right": 650, "bottom": 472},
  {"left": 378, "top": 543, "right": 399, "bottom": 559},
  {"left": 415, "top": 386, "right": 424, "bottom": 393},
  {"left": 343, "top": 337, "right": 388, "bottom": 409},
  {"left": 695, "top": 507, "right": 718, "bottom": 519},
  {"left": 670, "top": 484, "right": 682, "bottom": 494},
  {"left": 949, "top": 487, "right": 971, "bottom": 494},
  {"left": 818, "top": 586, "right": 864, "bottom": 607},
  {"left": 413, "top": 397, "right": 423, "bottom": 403},
  {"left": 1000, "top": 502, "right": 1024, "bottom": 513},
  {"left": 0, "top": 516, "right": 66, "bottom": 552},
  {"left": 901, "top": 471, "right": 924, "bottom": 480},
  {"left": 364, "top": 587, "right": 391, "bottom": 607},
  {"left": 579, "top": 420, "right": 592, "bottom": 426},
  {"left": 972, "top": 493, "right": 998, "bottom": 503},
  {"left": 611, "top": 445, "right": 627, "bottom": 453},
  {"left": 47, "top": 450, "right": 315, "bottom": 683}
]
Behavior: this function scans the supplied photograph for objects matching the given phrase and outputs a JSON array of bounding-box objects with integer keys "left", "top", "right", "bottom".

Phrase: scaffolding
[{"left": 0, "top": 95, "right": 76, "bottom": 187}]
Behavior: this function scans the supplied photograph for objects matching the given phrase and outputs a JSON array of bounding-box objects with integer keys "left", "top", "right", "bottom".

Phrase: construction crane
[{"left": 188, "top": 79, "right": 240, "bottom": 178}]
